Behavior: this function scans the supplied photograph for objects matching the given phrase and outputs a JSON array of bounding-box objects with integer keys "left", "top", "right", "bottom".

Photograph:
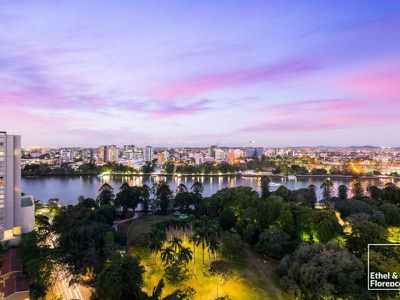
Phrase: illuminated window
[
  {"left": 3, "top": 229, "right": 14, "bottom": 240},
  {"left": 13, "top": 226, "right": 22, "bottom": 235}
]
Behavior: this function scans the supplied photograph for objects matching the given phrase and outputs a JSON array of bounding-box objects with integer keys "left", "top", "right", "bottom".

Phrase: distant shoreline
[{"left": 22, "top": 173, "right": 400, "bottom": 181}]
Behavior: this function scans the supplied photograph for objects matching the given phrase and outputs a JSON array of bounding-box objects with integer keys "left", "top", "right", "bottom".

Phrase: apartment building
[{"left": 0, "top": 132, "right": 34, "bottom": 246}]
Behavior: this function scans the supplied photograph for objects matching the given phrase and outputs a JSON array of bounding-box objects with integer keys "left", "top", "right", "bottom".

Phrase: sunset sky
[{"left": 1, "top": 1, "right": 400, "bottom": 147}]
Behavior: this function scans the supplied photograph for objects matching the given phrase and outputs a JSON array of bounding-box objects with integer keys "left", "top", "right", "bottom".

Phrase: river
[{"left": 21, "top": 175, "right": 399, "bottom": 205}]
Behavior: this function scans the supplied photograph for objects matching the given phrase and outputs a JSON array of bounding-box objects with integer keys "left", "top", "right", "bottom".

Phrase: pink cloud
[
  {"left": 152, "top": 59, "right": 320, "bottom": 99},
  {"left": 336, "top": 59, "right": 400, "bottom": 100},
  {"left": 146, "top": 99, "right": 212, "bottom": 120},
  {"left": 243, "top": 98, "right": 400, "bottom": 132}
]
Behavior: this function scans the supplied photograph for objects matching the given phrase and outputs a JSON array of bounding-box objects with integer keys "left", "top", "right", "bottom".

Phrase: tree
[
  {"left": 338, "top": 185, "right": 348, "bottom": 200},
  {"left": 141, "top": 184, "right": 151, "bottom": 213},
  {"left": 367, "top": 185, "right": 385, "bottom": 202},
  {"left": 279, "top": 243, "right": 364, "bottom": 299},
  {"left": 141, "top": 161, "right": 155, "bottom": 173},
  {"left": 189, "top": 233, "right": 199, "bottom": 275},
  {"left": 149, "top": 228, "right": 166, "bottom": 262},
  {"left": 115, "top": 185, "right": 143, "bottom": 215},
  {"left": 346, "top": 221, "right": 387, "bottom": 256},
  {"left": 21, "top": 232, "right": 54, "bottom": 299},
  {"left": 320, "top": 179, "right": 334, "bottom": 200},
  {"left": 190, "top": 181, "right": 204, "bottom": 211},
  {"left": 164, "top": 260, "right": 191, "bottom": 284},
  {"left": 77, "top": 197, "right": 97, "bottom": 209},
  {"left": 119, "top": 182, "right": 130, "bottom": 191},
  {"left": 96, "top": 183, "right": 115, "bottom": 206},
  {"left": 161, "top": 247, "right": 176, "bottom": 266},
  {"left": 48, "top": 198, "right": 60, "bottom": 208},
  {"left": 218, "top": 209, "right": 236, "bottom": 231},
  {"left": 256, "top": 227, "right": 292, "bottom": 259},
  {"left": 209, "top": 261, "right": 232, "bottom": 299},
  {"left": 176, "top": 183, "right": 189, "bottom": 194},
  {"left": 381, "top": 203, "right": 400, "bottom": 226},
  {"left": 259, "top": 176, "right": 270, "bottom": 198},
  {"left": 334, "top": 199, "right": 373, "bottom": 218},
  {"left": 312, "top": 210, "right": 342, "bottom": 243},
  {"left": 150, "top": 279, "right": 165, "bottom": 300},
  {"left": 383, "top": 182, "right": 400, "bottom": 204},
  {"left": 194, "top": 226, "right": 208, "bottom": 266},
  {"left": 178, "top": 247, "right": 193, "bottom": 266},
  {"left": 170, "top": 236, "right": 183, "bottom": 252},
  {"left": 95, "top": 254, "right": 145, "bottom": 300},
  {"left": 311, "top": 168, "right": 327, "bottom": 175},
  {"left": 351, "top": 181, "right": 364, "bottom": 199},
  {"left": 174, "top": 192, "right": 196, "bottom": 213},
  {"left": 56, "top": 221, "right": 116, "bottom": 285},
  {"left": 156, "top": 182, "right": 173, "bottom": 215},
  {"left": 220, "top": 232, "right": 243, "bottom": 261},
  {"left": 242, "top": 223, "right": 256, "bottom": 244},
  {"left": 306, "top": 184, "right": 317, "bottom": 207},
  {"left": 208, "top": 238, "right": 220, "bottom": 262}
]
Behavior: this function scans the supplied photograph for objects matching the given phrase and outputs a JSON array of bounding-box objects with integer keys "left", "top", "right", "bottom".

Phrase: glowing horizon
[{"left": 1, "top": 1, "right": 400, "bottom": 147}]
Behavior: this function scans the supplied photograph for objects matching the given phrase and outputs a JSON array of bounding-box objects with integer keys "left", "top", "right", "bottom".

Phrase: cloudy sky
[{"left": 1, "top": 1, "right": 400, "bottom": 147}]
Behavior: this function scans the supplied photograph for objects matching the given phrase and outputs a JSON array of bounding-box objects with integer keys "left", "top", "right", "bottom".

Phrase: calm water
[{"left": 21, "top": 175, "right": 399, "bottom": 205}]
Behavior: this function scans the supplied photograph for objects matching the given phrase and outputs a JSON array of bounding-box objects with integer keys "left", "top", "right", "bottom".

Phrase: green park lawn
[
  {"left": 127, "top": 214, "right": 175, "bottom": 244},
  {"left": 128, "top": 215, "right": 292, "bottom": 300}
]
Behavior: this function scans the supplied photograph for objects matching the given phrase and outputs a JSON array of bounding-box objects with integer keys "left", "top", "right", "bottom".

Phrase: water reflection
[{"left": 21, "top": 175, "right": 399, "bottom": 205}]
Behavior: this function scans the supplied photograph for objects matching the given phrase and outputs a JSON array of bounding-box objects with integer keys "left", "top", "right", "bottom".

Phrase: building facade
[
  {"left": 144, "top": 146, "right": 153, "bottom": 162},
  {"left": 0, "top": 132, "right": 34, "bottom": 245}
]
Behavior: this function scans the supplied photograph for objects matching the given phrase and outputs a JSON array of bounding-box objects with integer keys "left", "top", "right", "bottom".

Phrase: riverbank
[{"left": 22, "top": 172, "right": 400, "bottom": 181}]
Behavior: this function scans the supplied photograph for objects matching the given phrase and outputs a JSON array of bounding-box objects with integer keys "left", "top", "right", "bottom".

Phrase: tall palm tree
[
  {"left": 170, "top": 236, "right": 183, "bottom": 252},
  {"left": 149, "top": 228, "right": 166, "bottom": 262},
  {"left": 189, "top": 233, "right": 199, "bottom": 275},
  {"left": 208, "top": 238, "right": 219, "bottom": 262},
  {"left": 160, "top": 246, "right": 175, "bottom": 266},
  {"left": 178, "top": 247, "right": 193, "bottom": 266},
  {"left": 195, "top": 227, "right": 208, "bottom": 267}
]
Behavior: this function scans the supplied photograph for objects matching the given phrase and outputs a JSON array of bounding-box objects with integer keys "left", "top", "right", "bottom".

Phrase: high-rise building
[
  {"left": 157, "top": 150, "right": 169, "bottom": 163},
  {"left": 144, "top": 146, "right": 153, "bottom": 162},
  {"left": 0, "top": 132, "right": 34, "bottom": 245},
  {"left": 99, "top": 145, "right": 119, "bottom": 163},
  {"left": 60, "top": 149, "right": 72, "bottom": 163},
  {"left": 124, "top": 144, "right": 135, "bottom": 151},
  {"left": 106, "top": 146, "right": 119, "bottom": 162},
  {"left": 209, "top": 145, "right": 218, "bottom": 158},
  {"left": 194, "top": 153, "right": 204, "bottom": 165},
  {"left": 214, "top": 149, "right": 226, "bottom": 161}
]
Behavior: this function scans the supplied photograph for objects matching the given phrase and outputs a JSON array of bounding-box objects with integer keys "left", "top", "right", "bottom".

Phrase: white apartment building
[
  {"left": 0, "top": 132, "right": 34, "bottom": 246},
  {"left": 144, "top": 146, "right": 153, "bottom": 162}
]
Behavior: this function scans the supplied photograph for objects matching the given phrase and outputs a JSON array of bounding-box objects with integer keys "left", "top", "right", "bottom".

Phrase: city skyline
[{"left": 1, "top": 1, "right": 400, "bottom": 147}]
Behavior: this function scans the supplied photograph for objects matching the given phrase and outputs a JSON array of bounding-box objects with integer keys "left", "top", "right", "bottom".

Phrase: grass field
[
  {"left": 127, "top": 214, "right": 175, "bottom": 244},
  {"left": 128, "top": 215, "right": 292, "bottom": 300}
]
